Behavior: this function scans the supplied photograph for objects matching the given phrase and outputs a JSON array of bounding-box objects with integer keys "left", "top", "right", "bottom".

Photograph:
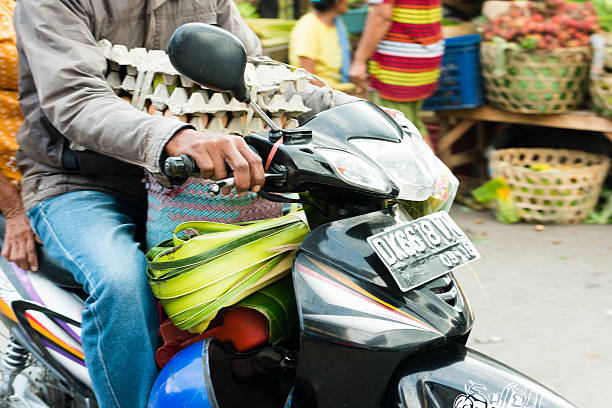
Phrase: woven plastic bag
[{"left": 146, "top": 212, "right": 309, "bottom": 333}]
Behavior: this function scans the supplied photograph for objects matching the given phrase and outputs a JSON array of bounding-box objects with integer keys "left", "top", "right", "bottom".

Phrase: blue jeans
[{"left": 28, "top": 191, "right": 159, "bottom": 408}]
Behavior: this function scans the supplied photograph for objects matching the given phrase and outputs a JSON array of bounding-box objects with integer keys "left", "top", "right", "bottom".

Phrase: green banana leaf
[
  {"left": 149, "top": 214, "right": 301, "bottom": 266},
  {"left": 174, "top": 253, "right": 292, "bottom": 332},
  {"left": 147, "top": 223, "right": 295, "bottom": 281},
  {"left": 146, "top": 212, "right": 309, "bottom": 333},
  {"left": 237, "top": 276, "right": 298, "bottom": 344},
  {"left": 149, "top": 223, "right": 308, "bottom": 298}
]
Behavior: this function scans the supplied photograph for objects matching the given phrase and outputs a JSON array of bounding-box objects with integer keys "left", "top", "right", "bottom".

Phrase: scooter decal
[
  {"left": 41, "top": 338, "right": 86, "bottom": 366},
  {"left": 308, "top": 257, "right": 439, "bottom": 332},
  {"left": 453, "top": 381, "right": 542, "bottom": 408},
  {"left": 13, "top": 265, "right": 82, "bottom": 344},
  {"left": 25, "top": 312, "right": 85, "bottom": 363},
  {"left": 297, "top": 259, "right": 439, "bottom": 333},
  {"left": 0, "top": 297, "right": 17, "bottom": 322}
]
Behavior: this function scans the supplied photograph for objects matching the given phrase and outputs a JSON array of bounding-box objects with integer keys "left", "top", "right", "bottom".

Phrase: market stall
[
  {"left": 436, "top": 106, "right": 612, "bottom": 175},
  {"left": 426, "top": 0, "right": 612, "bottom": 223}
]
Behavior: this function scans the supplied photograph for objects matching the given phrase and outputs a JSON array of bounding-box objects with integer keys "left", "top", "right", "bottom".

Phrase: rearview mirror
[{"left": 168, "top": 23, "right": 251, "bottom": 103}]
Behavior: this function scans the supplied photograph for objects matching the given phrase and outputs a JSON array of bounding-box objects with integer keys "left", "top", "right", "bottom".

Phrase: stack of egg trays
[{"left": 99, "top": 40, "right": 311, "bottom": 135}]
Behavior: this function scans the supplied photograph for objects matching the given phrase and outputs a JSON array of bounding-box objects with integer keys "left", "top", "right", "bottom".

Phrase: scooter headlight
[
  {"left": 350, "top": 135, "right": 438, "bottom": 201},
  {"left": 315, "top": 148, "right": 392, "bottom": 194}
]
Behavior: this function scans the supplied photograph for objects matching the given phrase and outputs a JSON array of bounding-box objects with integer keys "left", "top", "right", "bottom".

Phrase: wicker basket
[
  {"left": 591, "top": 34, "right": 612, "bottom": 119},
  {"left": 481, "top": 43, "right": 591, "bottom": 114},
  {"left": 590, "top": 75, "right": 612, "bottom": 118},
  {"left": 603, "top": 33, "right": 612, "bottom": 70},
  {"left": 490, "top": 148, "right": 610, "bottom": 223}
]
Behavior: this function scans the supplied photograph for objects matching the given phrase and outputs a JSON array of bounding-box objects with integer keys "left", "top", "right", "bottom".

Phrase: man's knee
[{"left": 82, "top": 250, "right": 149, "bottom": 298}]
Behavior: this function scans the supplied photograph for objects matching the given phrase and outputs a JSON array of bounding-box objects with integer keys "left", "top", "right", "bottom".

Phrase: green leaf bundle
[{"left": 146, "top": 212, "right": 309, "bottom": 333}]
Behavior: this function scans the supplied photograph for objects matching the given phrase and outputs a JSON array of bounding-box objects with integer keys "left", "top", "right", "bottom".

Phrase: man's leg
[
  {"left": 370, "top": 92, "right": 428, "bottom": 136},
  {"left": 28, "top": 191, "right": 158, "bottom": 408}
]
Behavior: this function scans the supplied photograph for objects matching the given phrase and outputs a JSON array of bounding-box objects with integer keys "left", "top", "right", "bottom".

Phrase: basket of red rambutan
[{"left": 479, "top": 0, "right": 600, "bottom": 114}]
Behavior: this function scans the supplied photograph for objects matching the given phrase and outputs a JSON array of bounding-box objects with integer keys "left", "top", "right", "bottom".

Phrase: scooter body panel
[
  {"left": 291, "top": 210, "right": 474, "bottom": 407},
  {"left": 0, "top": 256, "right": 90, "bottom": 389},
  {"left": 388, "top": 342, "right": 576, "bottom": 408}
]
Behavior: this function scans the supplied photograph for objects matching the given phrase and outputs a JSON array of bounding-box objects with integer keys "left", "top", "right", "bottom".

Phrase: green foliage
[
  {"left": 236, "top": 2, "right": 260, "bottom": 19},
  {"left": 594, "top": 0, "right": 612, "bottom": 31},
  {"left": 586, "top": 187, "right": 612, "bottom": 223},
  {"left": 472, "top": 178, "right": 520, "bottom": 224},
  {"left": 520, "top": 36, "right": 538, "bottom": 50}
]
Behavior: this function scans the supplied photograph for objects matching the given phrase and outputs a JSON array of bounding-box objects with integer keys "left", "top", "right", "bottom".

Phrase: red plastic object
[
  {"left": 159, "top": 319, "right": 195, "bottom": 344},
  {"left": 185, "top": 307, "right": 270, "bottom": 352},
  {"left": 155, "top": 341, "right": 183, "bottom": 368},
  {"left": 155, "top": 307, "right": 270, "bottom": 368}
]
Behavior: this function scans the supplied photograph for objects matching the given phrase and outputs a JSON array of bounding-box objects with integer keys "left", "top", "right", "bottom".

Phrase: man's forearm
[
  {"left": 353, "top": 7, "right": 393, "bottom": 64},
  {"left": 15, "top": 0, "right": 191, "bottom": 174}
]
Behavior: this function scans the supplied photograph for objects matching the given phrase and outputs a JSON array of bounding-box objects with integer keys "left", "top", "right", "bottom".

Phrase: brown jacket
[{"left": 14, "top": 0, "right": 354, "bottom": 211}]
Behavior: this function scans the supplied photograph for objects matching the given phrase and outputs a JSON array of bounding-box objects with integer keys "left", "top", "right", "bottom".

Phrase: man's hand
[
  {"left": 166, "top": 129, "right": 265, "bottom": 193},
  {"left": 349, "top": 61, "right": 369, "bottom": 90},
  {"left": 380, "top": 107, "right": 404, "bottom": 120},
  {"left": 2, "top": 209, "right": 39, "bottom": 272}
]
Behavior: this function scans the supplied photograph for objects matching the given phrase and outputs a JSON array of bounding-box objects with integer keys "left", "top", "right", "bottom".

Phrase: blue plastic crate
[
  {"left": 423, "top": 34, "right": 485, "bottom": 111},
  {"left": 340, "top": 7, "right": 368, "bottom": 34}
]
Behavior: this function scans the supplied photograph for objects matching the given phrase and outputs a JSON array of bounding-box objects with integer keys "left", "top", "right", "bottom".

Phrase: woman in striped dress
[{"left": 349, "top": 0, "right": 443, "bottom": 137}]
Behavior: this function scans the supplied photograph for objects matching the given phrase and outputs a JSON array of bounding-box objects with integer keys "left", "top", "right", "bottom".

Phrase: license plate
[{"left": 367, "top": 212, "right": 480, "bottom": 292}]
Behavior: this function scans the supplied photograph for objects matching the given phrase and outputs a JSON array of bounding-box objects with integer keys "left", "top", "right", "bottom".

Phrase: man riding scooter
[{"left": 12, "top": 0, "right": 363, "bottom": 406}]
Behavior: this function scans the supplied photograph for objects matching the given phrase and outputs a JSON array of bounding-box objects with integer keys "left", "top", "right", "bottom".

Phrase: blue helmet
[
  {"left": 148, "top": 339, "right": 294, "bottom": 408},
  {"left": 148, "top": 339, "right": 218, "bottom": 408}
]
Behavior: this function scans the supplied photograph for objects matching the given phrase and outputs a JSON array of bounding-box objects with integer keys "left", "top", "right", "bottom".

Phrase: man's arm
[
  {"left": 15, "top": 0, "right": 264, "bottom": 192},
  {"left": 349, "top": 3, "right": 393, "bottom": 87},
  {"left": 14, "top": 0, "right": 190, "bottom": 174},
  {"left": 216, "top": 0, "right": 262, "bottom": 57}
]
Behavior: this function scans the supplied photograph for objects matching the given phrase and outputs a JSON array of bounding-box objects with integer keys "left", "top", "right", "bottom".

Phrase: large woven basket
[
  {"left": 590, "top": 34, "right": 612, "bottom": 119},
  {"left": 481, "top": 43, "right": 591, "bottom": 114},
  {"left": 590, "top": 75, "right": 612, "bottom": 118},
  {"left": 603, "top": 32, "right": 612, "bottom": 70},
  {"left": 490, "top": 148, "right": 610, "bottom": 223}
]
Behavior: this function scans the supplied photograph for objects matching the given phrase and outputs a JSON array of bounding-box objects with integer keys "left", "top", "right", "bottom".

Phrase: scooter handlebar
[
  {"left": 163, "top": 154, "right": 282, "bottom": 196},
  {"left": 164, "top": 154, "right": 200, "bottom": 179}
]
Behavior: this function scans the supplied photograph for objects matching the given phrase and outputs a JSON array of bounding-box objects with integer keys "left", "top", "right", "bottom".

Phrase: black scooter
[
  {"left": 0, "top": 23, "right": 577, "bottom": 408},
  {"left": 158, "top": 24, "right": 577, "bottom": 408}
]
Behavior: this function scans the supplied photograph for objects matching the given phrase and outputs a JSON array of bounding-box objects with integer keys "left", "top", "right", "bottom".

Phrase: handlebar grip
[{"left": 164, "top": 154, "right": 199, "bottom": 178}]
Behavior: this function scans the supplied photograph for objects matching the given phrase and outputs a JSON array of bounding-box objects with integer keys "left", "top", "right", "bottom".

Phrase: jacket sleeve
[
  {"left": 286, "top": 83, "right": 361, "bottom": 121},
  {"left": 13, "top": 0, "right": 191, "bottom": 173},
  {"left": 216, "top": 0, "right": 262, "bottom": 57}
]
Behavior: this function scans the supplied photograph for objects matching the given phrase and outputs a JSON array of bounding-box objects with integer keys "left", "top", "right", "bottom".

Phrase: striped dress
[{"left": 367, "top": 0, "right": 444, "bottom": 102}]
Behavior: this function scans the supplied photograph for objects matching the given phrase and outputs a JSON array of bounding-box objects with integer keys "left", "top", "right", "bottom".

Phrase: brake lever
[{"left": 208, "top": 173, "right": 285, "bottom": 195}]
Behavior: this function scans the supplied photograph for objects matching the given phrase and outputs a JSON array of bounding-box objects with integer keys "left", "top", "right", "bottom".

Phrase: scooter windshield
[
  {"left": 302, "top": 100, "right": 404, "bottom": 145},
  {"left": 301, "top": 100, "right": 457, "bottom": 206}
]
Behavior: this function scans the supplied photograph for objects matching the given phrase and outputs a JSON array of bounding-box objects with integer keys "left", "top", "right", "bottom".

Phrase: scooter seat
[{"left": 0, "top": 216, "right": 81, "bottom": 289}]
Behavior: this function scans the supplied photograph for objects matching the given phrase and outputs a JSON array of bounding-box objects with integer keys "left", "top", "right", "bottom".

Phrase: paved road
[
  {"left": 1, "top": 207, "right": 610, "bottom": 407},
  {"left": 451, "top": 207, "right": 612, "bottom": 408}
]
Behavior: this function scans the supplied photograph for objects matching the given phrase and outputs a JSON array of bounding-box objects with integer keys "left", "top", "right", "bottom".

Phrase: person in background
[
  {"left": 0, "top": 0, "right": 37, "bottom": 272},
  {"left": 289, "top": 0, "right": 355, "bottom": 92},
  {"left": 349, "top": 0, "right": 443, "bottom": 137}
]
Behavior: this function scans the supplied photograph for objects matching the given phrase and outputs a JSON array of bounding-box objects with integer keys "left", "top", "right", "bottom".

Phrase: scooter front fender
[{"left": 386, "top": 342, "right": 576, "bottom": 408}]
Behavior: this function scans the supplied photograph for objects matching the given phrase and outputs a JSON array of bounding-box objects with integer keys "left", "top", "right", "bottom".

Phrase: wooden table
[{"left": 436, "top": 105, "right": 612, "bottom": 176}]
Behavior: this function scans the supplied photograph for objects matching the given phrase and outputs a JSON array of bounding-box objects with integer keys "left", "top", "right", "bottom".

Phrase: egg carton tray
[{"left": 99, "top": 40, "right": 312, "bottom": 122}]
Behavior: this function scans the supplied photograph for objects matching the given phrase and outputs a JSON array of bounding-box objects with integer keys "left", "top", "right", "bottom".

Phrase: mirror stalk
[{"left": 250, "top": 101, "right": 281, "bottom": 132}]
